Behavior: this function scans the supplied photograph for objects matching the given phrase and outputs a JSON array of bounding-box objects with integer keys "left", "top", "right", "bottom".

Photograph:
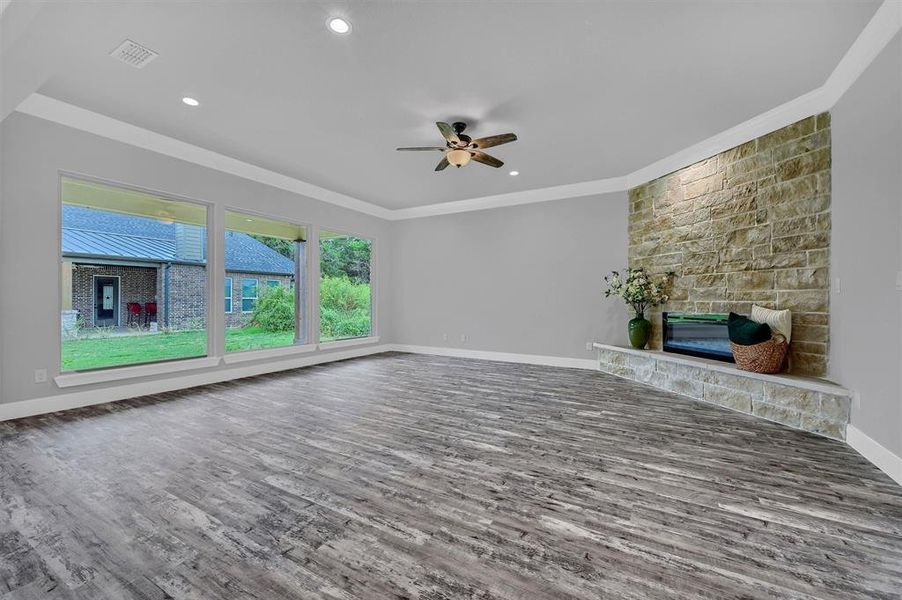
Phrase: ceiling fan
[{"left": 397, "top": 122, "right": 518, "bottom": 171}]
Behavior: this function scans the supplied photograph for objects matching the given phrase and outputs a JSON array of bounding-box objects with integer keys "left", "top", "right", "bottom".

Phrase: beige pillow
[{"left": 751, "top": 305, "right": 792, "bottom": 342}]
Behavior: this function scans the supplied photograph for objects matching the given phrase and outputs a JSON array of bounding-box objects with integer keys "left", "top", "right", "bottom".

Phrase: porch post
[{"left": 295, "top": 239, "right": 307, "bottom": 345}]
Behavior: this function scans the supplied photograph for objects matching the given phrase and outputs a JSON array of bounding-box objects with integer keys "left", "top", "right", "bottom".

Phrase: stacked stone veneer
[
  {"left": 597, "top": 347, "right": 851, "bottom": 440},
  {"left": 629, "top": 113, "right": 831, "bottom": 376}
]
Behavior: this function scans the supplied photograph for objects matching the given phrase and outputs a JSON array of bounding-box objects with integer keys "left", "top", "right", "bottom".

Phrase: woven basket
[{"left": 730, "top": 334, "right": 788, "bottom": 374}]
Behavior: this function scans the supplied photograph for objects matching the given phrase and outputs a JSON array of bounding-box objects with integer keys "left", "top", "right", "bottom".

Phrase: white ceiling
[{"left": 2, "top": 1, "right": 881, "bottom": 210}]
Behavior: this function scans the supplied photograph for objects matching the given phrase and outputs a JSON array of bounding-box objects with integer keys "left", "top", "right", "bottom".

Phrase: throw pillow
[
  {"left": 727, "top": 312, "right": 772, "bottom": 346},
  {"left": 751, "top": 305, "right": 792, "bottom": 342}
]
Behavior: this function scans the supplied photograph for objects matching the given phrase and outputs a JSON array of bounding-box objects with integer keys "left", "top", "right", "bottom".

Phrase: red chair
[
  {"left": 144, "top": 302, "right": 158, "bottom": 326},
  {"left": 126, "top": 303, "right": 142, "bottom": 326}
]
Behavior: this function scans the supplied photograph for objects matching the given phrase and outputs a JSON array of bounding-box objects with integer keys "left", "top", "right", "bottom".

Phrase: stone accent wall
[
  {"left": 71, "top": 263, "right": 159, "bottom": 328},
  {"left": 628, "top": 114, "right": 831, "bottom": 376},
  {"left": 597, "top": 346, "right": 851, "bottom": 440}
]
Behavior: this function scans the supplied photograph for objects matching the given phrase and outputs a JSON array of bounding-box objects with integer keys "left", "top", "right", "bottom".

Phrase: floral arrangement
[{"left": 604, "top": 268, "right": 674, "bottom": 318}]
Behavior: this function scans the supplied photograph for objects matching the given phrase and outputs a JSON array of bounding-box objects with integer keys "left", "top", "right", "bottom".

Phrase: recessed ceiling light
[
  {"left": 328, "top": 17, "right": 351, "bottom": 34},
  {"left": 181, "top": 97, "right": 200, "bottom": 107},
  {"left": 509, "top": 170, "right": 519, "bottom": 176}
]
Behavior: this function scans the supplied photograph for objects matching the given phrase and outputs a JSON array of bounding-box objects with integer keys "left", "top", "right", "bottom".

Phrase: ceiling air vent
[{"left": 109, "top": 39, "right": 159, "bottom": 69}]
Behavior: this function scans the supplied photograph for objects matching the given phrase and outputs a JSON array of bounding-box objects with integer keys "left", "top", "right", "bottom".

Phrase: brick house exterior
[
  {"left": 63, "top": 206, "right": 296, "bottom": 330},
  {"left": 71, "top": 264, "right": 158, "bottom": 328},
  {"left": 224, "top": 272, "right": 294, "bottom": 328}
]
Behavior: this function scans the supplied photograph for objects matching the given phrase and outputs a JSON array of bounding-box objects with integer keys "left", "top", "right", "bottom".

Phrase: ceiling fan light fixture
[
  {"left": 328, "top": 17, "right": 351, "bottom": 34},
  {"left": 398, "top": 122, "right": 517, "bottom": 171},
  {"left": 447, "top": 149, "right": 471, "bottom": 168}
]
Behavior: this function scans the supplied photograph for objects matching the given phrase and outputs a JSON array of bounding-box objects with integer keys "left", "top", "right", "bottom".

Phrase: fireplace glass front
[{"left": 662, "top": 312, "right": 734, "bottom": 363}]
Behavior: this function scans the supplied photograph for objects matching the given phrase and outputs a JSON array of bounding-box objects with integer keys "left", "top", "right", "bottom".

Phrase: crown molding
[
  {"left": 391, "top": 175, "right": 629, "bottom": 220},
  {"left": 624, "top": 87, "right": 831, "bottom": 190},
  {"left": 10, "top": 1, "right": 900, "bottom": 221},
  {"left": 13, "top": 94, "right": 394, "bottom": 220},
  {"left": 820, "top": 0, "right": 902, "bottom": 108}
]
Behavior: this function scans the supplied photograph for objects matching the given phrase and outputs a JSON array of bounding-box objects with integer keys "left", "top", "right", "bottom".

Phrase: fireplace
[{"left": 662, "top": 312, "right": 734, "bottom": 363}]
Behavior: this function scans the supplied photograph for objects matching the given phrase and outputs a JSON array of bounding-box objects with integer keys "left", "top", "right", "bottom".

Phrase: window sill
[
  {"left": 54, "top": 356, "right": 221, "bottom": 388},
  {"left": 222, "top": 343, "right": 316, "bottom": 365},
  {"left": 318, "top": 336, "right": 381, "bottom": 351}
]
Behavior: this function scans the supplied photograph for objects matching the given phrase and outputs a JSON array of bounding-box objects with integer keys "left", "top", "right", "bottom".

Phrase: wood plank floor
[{"left": 1, "top": 352, "right": 900, "bottom": 599}]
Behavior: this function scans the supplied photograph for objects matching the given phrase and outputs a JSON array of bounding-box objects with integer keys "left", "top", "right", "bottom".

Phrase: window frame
[
  {"left": 223, "top": 207, "right": 310, "bottom": 354},
  {"left": 58, "top": 172, "right": 213, "bottom": 375},
  {"left": 241, "top": 277, "right": 259, "bottom": 313},
  {"left": 316, "top": 227, "right": 375, "bottom": 343},
  {"left": 266, "top": 279, "right": 281, "bottom": 289},
  {"left": 54, "top": 174, "right": 381, "bottom": 387},
  {"left": 224, "top": 276, "right": 233, "bottom": 313}
]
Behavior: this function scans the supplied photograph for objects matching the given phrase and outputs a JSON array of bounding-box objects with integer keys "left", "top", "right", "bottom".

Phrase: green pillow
[{"left": 728, "top": 312, "right": 772, "bottom": 346}]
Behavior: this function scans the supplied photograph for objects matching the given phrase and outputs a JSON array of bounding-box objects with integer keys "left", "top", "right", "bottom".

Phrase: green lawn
[
  {"left": 62, "top": 327, "right": 295, "bottom": 372},
  {"left": 225, "top": 327, "right": 294, "bottom": 352}
]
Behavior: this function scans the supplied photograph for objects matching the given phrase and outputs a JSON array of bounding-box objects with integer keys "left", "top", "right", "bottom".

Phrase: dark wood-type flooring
[{"left": 1, "top": 352, "right": 901, "bottom": 599}]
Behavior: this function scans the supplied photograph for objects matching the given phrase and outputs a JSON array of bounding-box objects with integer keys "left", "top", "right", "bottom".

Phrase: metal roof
[
  {"left": 62, "top": 206, "right": 295, "bottom": 275},
  {"left": 63, "top": 229, "right": 176, "bottom": 262}
]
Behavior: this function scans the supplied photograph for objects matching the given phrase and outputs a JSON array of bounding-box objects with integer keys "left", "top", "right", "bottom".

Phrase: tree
[
  {"left": 320, "top": 236, "right": 370, "bottom": 284},
  {"left": 250, "top": 234, "right": 295, "bottom": 260}
]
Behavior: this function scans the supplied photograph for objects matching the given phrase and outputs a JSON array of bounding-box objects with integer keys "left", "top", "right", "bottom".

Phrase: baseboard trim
[
  {"left": 0, "top": 344, "right": 392, "bottom": 422},
  {"left": 8, "top": 345, "right": 899, "bottom": 489},
  {"left": 846, "top": 425, "right": 902, "bottom": 487},
  {"left": 390, "top": 344, "right": 598, "bottom": 370}
]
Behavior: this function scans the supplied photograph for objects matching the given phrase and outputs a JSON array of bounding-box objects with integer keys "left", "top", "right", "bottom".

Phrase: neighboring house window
[
  {"left": 225, "top": 210, "right": 307, "bottom": 353},
  {"left": 224, "top": 277, "right": 233, "bottom": 312},
  {"left": 320, "top": 231, "right": 372, "bottom": 342},
  {"left": 60, "top": 176, "right": 209, "bottom": 372},
  {"left": 241, "top": 278, "right": 258, "bottom": 313}
]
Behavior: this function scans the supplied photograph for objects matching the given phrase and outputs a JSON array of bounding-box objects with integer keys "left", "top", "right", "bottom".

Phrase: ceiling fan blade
[
  {"left": 397, "top": 146, "right": 446, "bottom": 151},
  {"left": 471, "top": 151, "right": 504, "bottom": 168},
  {"left": 436, "top": 122, "right": 461, "bottom": 145},
  {"left": 435, "top": 156, "right": 450, "bottom": 171},
  {"left": 470, "top": 133, "right": 517, "bottom": 149}
]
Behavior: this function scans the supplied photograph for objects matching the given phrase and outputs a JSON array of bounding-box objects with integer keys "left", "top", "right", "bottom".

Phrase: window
[
  {"left": 60, "top": 176, "right": 208, "bottom": 372},
  {"left": 320, "top": 231, "right": 372, "bottom": 341},
  {"left": 241, "top": 278, "right": 258, "bottom": 313},
  {"left": 224, "top": 277, "right": 233, "bottom": 312},
  {"left": 225, "top": 211, "right": 307, "bottom": 353}
]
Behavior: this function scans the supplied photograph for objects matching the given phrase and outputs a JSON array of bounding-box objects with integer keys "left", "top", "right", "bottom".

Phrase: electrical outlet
[
  {"left": 832, "top": 277, "right": 841, "bottom": 294},
  {"left": 442, "top": 333, "right": 448, "bottom": 342},
  {"left": 460, "top": 334, "right": 468, "bottom": 343},
  {"left": 852, "top": 390, "right": 861, "bottom": 410},
  {"left": 895, "top": 271, "right": 902, "bottom": 291},
  {"left": 33, "top": 369, "right": 47, "bottom": 384},
  {"left": 586, "top": 342, "right": 594, "bottom": 351}
]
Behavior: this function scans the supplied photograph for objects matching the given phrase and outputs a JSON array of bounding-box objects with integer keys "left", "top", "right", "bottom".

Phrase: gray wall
[
  {"left": 0, "top": 113, "right": 392, "bottom": 405},
  {"left": 390, "top": 193, "right": 629, "bottom": 359},
  {"left": 831, "top": 33, "right": 902, "bottom": 456}
]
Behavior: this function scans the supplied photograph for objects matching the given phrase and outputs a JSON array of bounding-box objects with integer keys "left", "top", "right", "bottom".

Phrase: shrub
[
  {"left": 320, "top": 275, "right": 370, "bottom": 339},
  {"left": 252, "top": 285, "right": 295, "bottom": 332}
]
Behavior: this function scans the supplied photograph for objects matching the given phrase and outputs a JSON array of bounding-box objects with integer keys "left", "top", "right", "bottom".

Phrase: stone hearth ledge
[{"left": 593, "top": 343, "right": 851, "bottom": 440}]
